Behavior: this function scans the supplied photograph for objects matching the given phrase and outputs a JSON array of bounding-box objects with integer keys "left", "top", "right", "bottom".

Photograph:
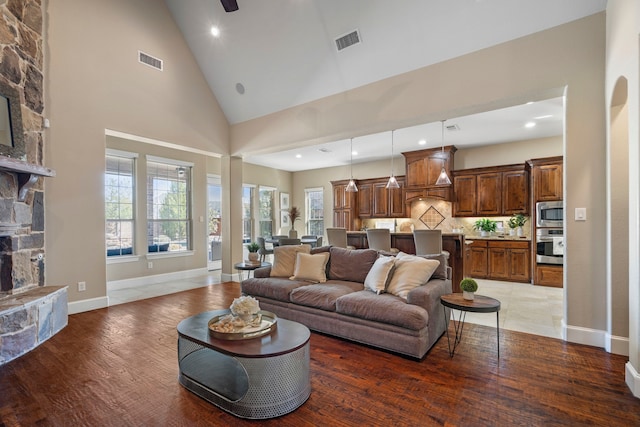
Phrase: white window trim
[
  {"left": 146, "top": 250, "right": 195, "bottom": 260},
  {"left": 107, "top": 255, "right": 140, "bottom": 264},
  {"left": 107, "top": 148, "right": 138, "bottom": 159},
  {"left": 146, "top": 154, "right": 193, "bottom": 168}
]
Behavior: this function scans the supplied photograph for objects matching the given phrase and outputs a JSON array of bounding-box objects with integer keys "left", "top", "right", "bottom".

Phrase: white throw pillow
[
  {"left": 386, "top": 252, "right": 440, "bottom": 299},
  {"left": 364, "top": 255, "right": 396, "bottom": 294},
  {"left": 290, "top": 252, "right": 330, "bottom": 282},
  {"left": 270, "top": 245, "right": 311, "bottom": 277}
]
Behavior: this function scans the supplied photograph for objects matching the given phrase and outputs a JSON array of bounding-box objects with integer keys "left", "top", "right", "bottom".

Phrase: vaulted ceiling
[{"left": 165, "top": 0, "right": 607, "bottom": 171}]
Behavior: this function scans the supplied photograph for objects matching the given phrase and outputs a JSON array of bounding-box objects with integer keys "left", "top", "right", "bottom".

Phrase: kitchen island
[{"left": 346, "top": 232, "right": 465, "bottom": 292}]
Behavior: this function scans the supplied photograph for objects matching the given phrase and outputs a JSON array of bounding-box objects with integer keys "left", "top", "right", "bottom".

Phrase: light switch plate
[{"left": 575, "top": 207, "right": 587, "bottom": 221}]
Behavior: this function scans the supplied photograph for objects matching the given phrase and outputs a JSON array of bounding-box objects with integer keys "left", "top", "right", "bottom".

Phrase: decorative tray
[{"left": 208, "top": 310, "right": 277, "bottom": 340}]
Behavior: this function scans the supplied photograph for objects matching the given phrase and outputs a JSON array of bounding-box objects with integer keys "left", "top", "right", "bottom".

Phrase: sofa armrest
[
  {"left": 406, "top": 278, "right": 452, "bottom": 312},
  {"left": 253, "top": 266, "right": 272, "bottom": 278}
]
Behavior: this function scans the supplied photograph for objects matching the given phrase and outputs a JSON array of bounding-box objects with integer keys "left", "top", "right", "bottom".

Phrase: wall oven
[
  {"left": 536, "top": 228, "right": 564, "bottom": 265},
  {"left": 536, "top": 201, "right": 563, "bottom": 228}
]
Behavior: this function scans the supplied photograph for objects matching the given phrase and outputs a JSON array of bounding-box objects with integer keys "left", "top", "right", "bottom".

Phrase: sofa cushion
[
  {"left": 290, "top": 280, "right": 364, "bottom": 311},
  {"left": 328, "top": 247, "right": 378, "bottom": 283},
  {"left": 270, "top": 244, "right": 311, "bottom": 277},
  {"left": 364, "top": 255, "right": 395, "bottom": 294},
  {"left": 241, "top": 277, "right": 309, "bottom": 302},
  {"left": 386, "top": 252, "right": 440, "bottom": 299},
  {"left": 419, "top": 252, "right": 448, "bottom": 280},
  {"left": 290, "top": 252, "right": 330, "bottom": 283},
  {"left": 336, "top": 291, "right": 429, "bottom": 330}
]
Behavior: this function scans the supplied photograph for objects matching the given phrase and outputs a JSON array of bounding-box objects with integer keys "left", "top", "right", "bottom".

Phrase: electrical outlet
[
  {"left": 148, "top": 261, "right": 153, "bottom": 269},
  {"left": 78, "top": 281, "right": 86, "bottom": 292}
]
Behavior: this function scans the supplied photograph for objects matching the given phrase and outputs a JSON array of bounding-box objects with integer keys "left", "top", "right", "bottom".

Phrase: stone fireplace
[{"left": 0, "top": 0, "right": 67, "bottom": 365}]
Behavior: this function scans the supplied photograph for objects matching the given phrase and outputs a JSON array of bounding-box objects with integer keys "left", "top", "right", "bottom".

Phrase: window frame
[
  {"left": 305, "top": 187, "right": 324, "bottom": 236},
  {"left": 258, "top": 186, "right": 276, "bottom": 238},
  {"left": 105, "top": 149, "right": 137, "bottom": 261}
]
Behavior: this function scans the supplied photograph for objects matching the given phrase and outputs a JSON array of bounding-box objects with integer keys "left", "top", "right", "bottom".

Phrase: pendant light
[
  {"left": 435, "top": 120, "right": 452, "bottom": 185},
  {"left": 386, "top": 130, "right": 400, "bottom": 189},
  {"left": 345, "top": 138, "right": 358, "bottom": 192}
]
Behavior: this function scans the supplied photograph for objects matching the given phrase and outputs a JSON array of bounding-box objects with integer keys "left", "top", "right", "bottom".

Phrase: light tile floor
[{"left": 108, "top": 272, "right": 564, "bottom": 340}]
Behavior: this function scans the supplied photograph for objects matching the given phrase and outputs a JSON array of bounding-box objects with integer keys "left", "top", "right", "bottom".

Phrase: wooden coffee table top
[
  {"left": 177, "top": 309, "right": 310, "bottom": 358},
  {"left": 440, "top": 293, "right": 501, "bottom": 313}
]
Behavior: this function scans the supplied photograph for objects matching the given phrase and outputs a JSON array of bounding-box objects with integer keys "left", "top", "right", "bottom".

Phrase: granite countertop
[{"left": 464, "top": 234, "right": 531, "bottom": 241}]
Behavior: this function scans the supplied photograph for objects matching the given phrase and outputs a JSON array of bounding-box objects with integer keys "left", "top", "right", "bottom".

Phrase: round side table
[{"left": 234, "top": 261, "right": 270, "bottom": 280}]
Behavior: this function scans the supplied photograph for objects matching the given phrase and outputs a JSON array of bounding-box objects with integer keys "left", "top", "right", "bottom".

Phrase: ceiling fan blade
[{"left": 220, "top": 0, "right": 238, "bottom": 12}]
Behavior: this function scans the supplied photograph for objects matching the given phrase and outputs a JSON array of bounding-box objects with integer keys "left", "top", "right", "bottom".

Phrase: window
[
  {"left": 258, "top": 187, "right": 275, "bottom": 238},
  {"left": 105, "top": 151, "right": 136, "bottom": 256},
  {"left": 305, "top": 188, "right": 324, "bottom": 236},
  {"left": 146, "top": 157, "right": 192, "bottom": 252},
  {"left": 242, "top": 186, "right": 254, "bottom": 243}
]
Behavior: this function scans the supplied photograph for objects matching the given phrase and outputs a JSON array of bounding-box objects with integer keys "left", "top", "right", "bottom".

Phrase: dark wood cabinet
[
  {"left": 533, "top": 161, "right": 563, "bottom": 202},
  {"left": 357, "top": 182, "right": 373, "bottom": 217},
  {"left": 465, "top": 240, "right": 488, "bottom": 278},
  {"left": 453, "top": 164, "right": 529, "bottom": 217},
  {"left": 465, "top": 239, "right": 530, "bottom": 283},
  {"left": 356, "top": 177, "right": 406, "bottom": 218},
  {"left": 402, "top": 146, "right": 455, "bottom": 202},
  {"left": 331, "top": 180, "right": 358, "bottom": 231},
  {"left": 372, "top": 182, "right": 389, "bottom": 217},
  {"left": 534, "top": 264, "right": 563, "bottom": 288}
]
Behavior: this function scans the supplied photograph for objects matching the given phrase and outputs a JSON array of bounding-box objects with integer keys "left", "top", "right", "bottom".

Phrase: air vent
[
  {"left": 446, "top": 124, "right": 460, "bottom": 132},
  {"left": 318, "top": 148, "right": 332, "bottom": 153},
  {"left": 138, "top": 51, "right": 163, "bottom": 71},
  {"left": 335, "top": 30, "right": 361, "bottom": 51}
]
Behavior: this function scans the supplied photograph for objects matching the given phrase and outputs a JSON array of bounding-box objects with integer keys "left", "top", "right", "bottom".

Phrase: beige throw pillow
[
  {"left": 364, "top": 255, "right": 396, "bottom": 294},
  {"left": 290, "top": 252, "right": 330, "bottom": 282},
  {"left": 386, "top": 252, "right": 440, "bottom": 299},
  {"left": 270, "top": 245, "right": 311, "bottom": 277}
]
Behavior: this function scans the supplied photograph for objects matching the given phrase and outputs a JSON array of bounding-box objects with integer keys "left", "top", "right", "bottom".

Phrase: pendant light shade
[
  {"left": 435, "top": 120, "right": 452, "bottom": 186},
  {"left": 386, "top": 130, "right": 400, "bottom": 189},
  {"left": 345, "top": 138, "right": 358, "bottom": 192}
]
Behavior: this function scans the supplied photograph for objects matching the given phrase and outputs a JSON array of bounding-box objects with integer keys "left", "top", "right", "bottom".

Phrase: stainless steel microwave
[{"left": 536, "top": 201, "right": 563, "bottom": 228}]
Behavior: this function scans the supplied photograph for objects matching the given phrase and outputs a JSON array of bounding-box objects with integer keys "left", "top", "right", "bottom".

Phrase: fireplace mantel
[{"left": 0, "top": 157, "right": 56, "bottom": 201}]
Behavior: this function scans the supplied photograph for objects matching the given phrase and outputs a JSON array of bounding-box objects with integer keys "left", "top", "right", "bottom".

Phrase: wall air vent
[
  {"left": 138, "top": 51, "right": 163, "bottom": 71},
  {"left": 446, "top": 124, "right": 460, "bottom": 132},
  {"left": 335, "top": 30, "right": 361, "bottom": 51},
  {"left": 318, "top": 148, "right": 332, "bottom": 153}
]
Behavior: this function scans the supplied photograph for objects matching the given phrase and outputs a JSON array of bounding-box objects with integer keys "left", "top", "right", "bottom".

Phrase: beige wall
[
  {"left": 454, "top": 136, "right": 563, "bottom": 170},
  {"left": 45, "top": 0, "right": 228, "bottom": 307},
  {"left": 234, "top": 14, "right": 607, "bottom": 346},
  {"left": 606, "top": 0, "right": 640, "bottom": 397}
]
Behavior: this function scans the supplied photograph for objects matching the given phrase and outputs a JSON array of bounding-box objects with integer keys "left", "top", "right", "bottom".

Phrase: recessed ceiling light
[
  {"left": 534, "top": 114, "right": 552, "bottom": 119},
  {"left": 235, "top": 83, "right": 245, "bottom": 95},
  {"left": 210, "top": 26, "right": 221, "bottom": 37},
  {"left": 352, "top": 150, "right": 358, "bottom": 156},
  {"left": 418, "top": 139, "right": 427, "bottom": 145},
  {"left": 525, "top": 121, "right": 536, "bottom": 128},
  {"left": 295, "top": 154, "right": 302, "bottom": 158}
]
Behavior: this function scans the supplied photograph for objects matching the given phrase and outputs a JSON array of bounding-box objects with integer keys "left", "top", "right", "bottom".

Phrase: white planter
[
  {"left": 480, "top": 231, "right": 489, "bottom": 237},
  {"left": 509, "top": 228, "right": 516, "bottom": 236},
  {"left": 289, "top": 229, "right": 297, "bottom": 238},
  {"left": 463, "top": 291, "right": 475, "bottom": 301},
  {"left": 248, "top": 252, "right": 259, "bottom": 263},
  {"left": 516, "top": 226, "right": 524, "bottom": 237}
]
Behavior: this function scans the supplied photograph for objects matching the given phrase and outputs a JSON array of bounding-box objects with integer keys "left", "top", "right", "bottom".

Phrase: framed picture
[
  {"left": 280, "top": 192, "right": 290, "bottom": 210},
  {"left": 281, "top": 210, "right": 289, "bottom": 226}
]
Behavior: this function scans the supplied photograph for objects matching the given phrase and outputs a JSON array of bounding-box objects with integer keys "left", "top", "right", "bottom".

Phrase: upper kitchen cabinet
[
  {"left": 529, "top": 157, "right": 563, "bottom": 202},
  {"left": 453, "top": 164, "right": 529, "bottom": 217},
  {"left": 402, "top": 146, "right": 456, "bottom": 202},
  {"left": 331, "top": 179, "right": 359, "bottom": 230},
  {"left": 357, "top": 177, "right": 406, "bottom": 218}
]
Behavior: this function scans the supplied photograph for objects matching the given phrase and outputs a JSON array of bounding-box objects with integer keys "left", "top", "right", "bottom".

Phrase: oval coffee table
[
  {"left": 177, "top": 309, "right": 310, "bottom": 419},
  {"left": 440, "top": 293, "right": 501, "bottom": 359}
]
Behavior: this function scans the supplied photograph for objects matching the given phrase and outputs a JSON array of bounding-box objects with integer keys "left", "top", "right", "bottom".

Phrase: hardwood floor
[{"left": 1, "top": 281, "right": 638, "bottom": 426}]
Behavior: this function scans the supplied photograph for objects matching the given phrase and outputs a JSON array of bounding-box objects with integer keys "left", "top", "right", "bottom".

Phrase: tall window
[
  {"left": 242, "top": 186, "right": 254, "bottom": 243},
  {"left": 258, "top": 187, "right": 275, "bottom": 238},
  {"left": 146, "top": 158, "right": 192, "bottom": 252},
  {"left": 105, "top": 151, "right": 136, "bottom": 256},
  {"left": 305, "top": 188, "right": 324, "bottom": 236}
]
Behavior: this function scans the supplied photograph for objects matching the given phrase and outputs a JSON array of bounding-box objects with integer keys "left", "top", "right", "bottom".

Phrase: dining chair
[
  {"left": 301, "top": 235, "right": 318, "bottom": 247},
  {"left": 278, "top": 238, "right": 301, "bottom": 246},
  {"left": 326, "top": 228, "right": 353, "bottom": 249},
  {"left": 315, "top": 236, "right": 323, "bottom": 247},
  {"left": 256, "top": 236, "right": 274, "bottom": 262},
  {"left": 366, "top": 229, "right": 399, "bottom": 253},
  {"left": 413, "top": 229, "right": 442, "bottom": 256}
]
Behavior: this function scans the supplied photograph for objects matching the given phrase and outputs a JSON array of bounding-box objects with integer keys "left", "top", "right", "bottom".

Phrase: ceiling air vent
[
  {"left": 138, "top": 51, "right": 163, "bottom": 71},
  {"left": 446, "top": 124, "right": 460, "bottom": 132},
  {"left": 335, "top": 30, "right": 361, "bottom": 51}
]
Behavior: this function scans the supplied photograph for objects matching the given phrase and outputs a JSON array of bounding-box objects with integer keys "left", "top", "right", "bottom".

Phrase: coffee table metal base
[{"left": 178, "top": 336, "right": 310, "bottom": 419}]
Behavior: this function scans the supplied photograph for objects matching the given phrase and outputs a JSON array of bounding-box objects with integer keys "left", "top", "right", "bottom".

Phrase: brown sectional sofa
[{"left": 240, "top": 246, "right": 452, "bottom": 359}]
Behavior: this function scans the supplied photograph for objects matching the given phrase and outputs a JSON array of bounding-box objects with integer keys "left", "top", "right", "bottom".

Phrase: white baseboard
[
  {"left": 107, "top": 268, "right": 209, "bottom": 291},
  {"left": 68, "top": 296, "right": 109, "bottom": 315},
  {"left": 607, "top": 333, "right": 630, "bottom": 356},
  {"left": 563, "top": 321, "right": 607, "bottom": 348},
  {"left": 221, "top": 272, "right": 243, "bottom": 282},
  {"left": 626, "top": 362, "right": 640, "bottom": 398}
]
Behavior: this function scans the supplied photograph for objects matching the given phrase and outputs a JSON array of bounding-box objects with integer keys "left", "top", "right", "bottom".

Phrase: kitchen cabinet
[
  {"left": 465, "top": 239, "right": 530, "bottom": 283},
  {"left": 532, "top": 160, "right": 563, "bottom": 202},
  {"left": 535, "top": 264, "right": 563, "bottom": 288},
  {"left": 453, "top": 164, "right": 529, "bottom": 217},
  {"left": 402, "top": 146, "right": 456, "bottom": 202},
  {"left": 331, "top": 180, "right": 359, "bottom": 231},
  {"left": 357, "top": 177, "right": 406, "bottom": 218}
]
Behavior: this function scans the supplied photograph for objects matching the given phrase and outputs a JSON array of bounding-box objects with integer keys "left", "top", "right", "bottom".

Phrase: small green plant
[
  {"left": 247, "top": 242, "right": 260, "bottom": 253},
  {"left": 460, "top": 278, "right": 478, "bottom": 293},
  {"left": 474, "top": 218, "right": 497, "bottom": 233},
  {"left": 508, "top": 214, "right": 528, "bottom": 229}
]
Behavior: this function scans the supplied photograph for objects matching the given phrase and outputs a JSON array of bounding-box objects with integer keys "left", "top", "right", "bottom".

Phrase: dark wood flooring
[{"left": 1, "top": 282, "right": 638, "bottom": 426}]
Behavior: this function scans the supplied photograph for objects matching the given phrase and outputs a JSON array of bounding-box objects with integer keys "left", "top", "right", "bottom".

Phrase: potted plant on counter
[
  {"left": 508, "top": 213, "right": 528, "bottom": 237},
  {"left": 474, "top": 218, "right": 497, "bottom": 237},
  {"left": 460, "top": 278, "right": 478, "bottom": 300}
]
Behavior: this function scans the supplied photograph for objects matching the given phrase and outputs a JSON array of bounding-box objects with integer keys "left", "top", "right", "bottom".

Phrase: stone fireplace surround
[{"left": 0, "top": 1, "right": 68, "bottom": 365}]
